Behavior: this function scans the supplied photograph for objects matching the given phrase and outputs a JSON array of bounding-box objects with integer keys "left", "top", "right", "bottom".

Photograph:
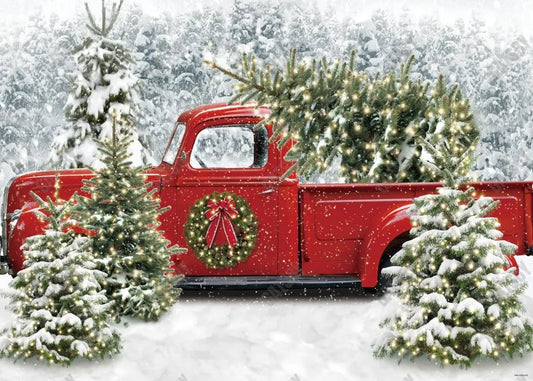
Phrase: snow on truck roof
[{"left": 177, "top": 103, "right": 271, "bottom": 125}]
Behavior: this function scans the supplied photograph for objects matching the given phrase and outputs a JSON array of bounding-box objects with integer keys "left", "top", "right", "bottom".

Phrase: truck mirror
[{"left": 180, "top": 151, "right": 187, "bottom": 162}]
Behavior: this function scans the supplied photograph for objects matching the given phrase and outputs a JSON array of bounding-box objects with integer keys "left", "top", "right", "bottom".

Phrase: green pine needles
[
  {"left": 0, "top": 192, "right": 121, "bottom": 365},
  {"left": 75, "top": 118, "right": 184, "bottom": 321},
  {"left": 207, "top": 50, "right": 479, "bottom": 183}
]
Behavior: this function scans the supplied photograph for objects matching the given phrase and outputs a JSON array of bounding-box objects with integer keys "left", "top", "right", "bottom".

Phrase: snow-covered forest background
[{"left": 0, "top": 0, "right": 532, "bottom": 186}]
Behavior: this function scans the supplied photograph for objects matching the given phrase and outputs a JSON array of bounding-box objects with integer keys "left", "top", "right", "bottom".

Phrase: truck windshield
[{"left": 162, "top": 122, "right": 186, "bottom": 164}]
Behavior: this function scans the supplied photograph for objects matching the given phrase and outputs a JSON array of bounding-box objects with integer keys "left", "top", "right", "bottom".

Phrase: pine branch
[
  {"left": 84, "top": 0, "right": 123, "bottom": 37},
  {"left": 85, "top": 2, "right": 101, "bottom": 35},
  {"left": 107, "top": 0, "right": 124, "bottom": 36},
  {"left": 101, "top": 0, "right": 107, "bottom": 36},
  {"left": 204, "top": 59, "right": 266, "bottom": 94}
]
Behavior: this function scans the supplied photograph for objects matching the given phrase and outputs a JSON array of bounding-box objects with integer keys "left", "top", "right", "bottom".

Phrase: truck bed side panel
[
  {"left": 299, "top": 184, "right": 416, "bottom": 276},
  {"left": 299, "top": 181, "right": 533, "bottom": 280}
]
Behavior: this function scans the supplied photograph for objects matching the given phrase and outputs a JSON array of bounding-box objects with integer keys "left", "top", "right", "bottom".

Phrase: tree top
[{"left": 85, "top": 0, "right": 124, "bottom": 38}]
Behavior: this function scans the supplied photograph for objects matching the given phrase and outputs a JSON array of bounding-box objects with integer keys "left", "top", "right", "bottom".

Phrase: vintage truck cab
[{"left": 1, "top": 103, "right": 532, "bottom": 289}]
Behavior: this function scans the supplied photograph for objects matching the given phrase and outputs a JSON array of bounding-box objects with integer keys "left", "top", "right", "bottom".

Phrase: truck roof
[{"left": 177, "top": 103, "right": 271, "bottom": 126}]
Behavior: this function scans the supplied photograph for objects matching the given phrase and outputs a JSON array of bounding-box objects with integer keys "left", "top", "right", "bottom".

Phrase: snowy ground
[{"left": 0, "top": 258, "right": 532, "bottom": 381}]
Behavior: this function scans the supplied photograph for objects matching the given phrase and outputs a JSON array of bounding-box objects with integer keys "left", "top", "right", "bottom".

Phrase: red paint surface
[{"left": 4, "top": 104, "right": 533, "bottom": 287}]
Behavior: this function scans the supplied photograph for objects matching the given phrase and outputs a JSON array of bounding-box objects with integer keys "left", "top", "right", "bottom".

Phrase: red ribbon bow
[{"left": 205, "top": 196, "right": 239, "bottom": 248}]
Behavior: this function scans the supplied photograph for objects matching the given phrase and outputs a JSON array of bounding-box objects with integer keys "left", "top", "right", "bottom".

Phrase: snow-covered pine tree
[
  {"left": 74, "top": 115, "right": 184, "bottom": 321},
  {"left": 374, "top": 140, "right": 533, "bottom": 367},
  {"left": 0, "top": 190, "right": 120, "bottom": 365},
  {"left": 211, "top": 0, "right": 286, "bottom": 101},
  {"left": 229, "top": 0, "right": 284, "bottom": 63},
  {"left": 133, "top": 13, "right": 177, "bottom": 160},
  {"left": 207, "top": 50, "right": 479, "bottom": 183},
  {"left": 50, "top": 0, "right": 150, "bottom": 169},
  {"left": 283, "top": 4, "right": 315, "bottom": 60}
]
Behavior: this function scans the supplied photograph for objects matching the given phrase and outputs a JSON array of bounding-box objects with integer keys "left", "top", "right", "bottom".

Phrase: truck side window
[{"left": 190, "top": 125, "right": 268, "bottom": 169}]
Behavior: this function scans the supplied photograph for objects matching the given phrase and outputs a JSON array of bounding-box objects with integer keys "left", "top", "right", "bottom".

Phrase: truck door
[{"left": 163, "top": 118, "right": 280, "bottom": 276}]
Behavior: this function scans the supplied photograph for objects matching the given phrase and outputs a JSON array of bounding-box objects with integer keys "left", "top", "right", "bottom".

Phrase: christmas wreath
[{"left": 184, "top": 191, "right": 259, "bottom": 269}]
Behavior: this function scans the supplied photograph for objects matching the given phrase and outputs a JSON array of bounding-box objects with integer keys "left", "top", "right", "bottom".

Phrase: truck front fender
[
  {"left": 8, "top": 201, "right": 43, "bottom": 274},
  {"left": 360, "top": 204, "right": 412, "bottom": 287}
]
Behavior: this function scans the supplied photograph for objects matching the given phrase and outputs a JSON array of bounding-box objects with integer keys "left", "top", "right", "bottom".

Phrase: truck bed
[{"left": 299, "top": 181, "right": 533, "bottom": 284}]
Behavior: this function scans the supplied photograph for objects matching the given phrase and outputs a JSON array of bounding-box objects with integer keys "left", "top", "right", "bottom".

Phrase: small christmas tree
[
  {"left": 50, "top": 0, "right": 150, "bottom": 169},
  {"left": 0, "top": 189, "right": 121, "bottom": 365},
  {"left": 75, "top": 114, "right": 184, "bottom": 321},
  {"left": 374, "top": 140, "right": 533, "bottom": 367},
  {"left": 206, "top": 50, "right": 479, "bottom": 183}
]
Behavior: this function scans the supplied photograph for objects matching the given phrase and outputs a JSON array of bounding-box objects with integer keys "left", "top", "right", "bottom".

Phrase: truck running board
[{"left": 177, "top": 275, "right": 362, "bottom": 290}]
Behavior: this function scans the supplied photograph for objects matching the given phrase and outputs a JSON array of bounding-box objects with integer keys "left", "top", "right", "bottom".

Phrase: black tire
[{"left": 371, "top": 232, "right": 410, "bottom": 294}]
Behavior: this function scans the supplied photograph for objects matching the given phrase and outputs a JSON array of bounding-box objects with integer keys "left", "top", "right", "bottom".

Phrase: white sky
[{"left": 0, "top": 0, "right": 531, "bottom": 34}]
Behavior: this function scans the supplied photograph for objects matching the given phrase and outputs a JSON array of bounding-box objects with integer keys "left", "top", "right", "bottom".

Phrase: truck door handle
[{"left": 258, "top": 189, "right": 275, "bottom": 195}]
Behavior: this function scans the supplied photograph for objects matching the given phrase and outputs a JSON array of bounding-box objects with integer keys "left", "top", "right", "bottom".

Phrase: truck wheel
[
  {"left": 376, "top": 253, "right": 394, "bottom": 291},
  {"left": 373, "top": 233, "right": 410, "bottom": 294}
]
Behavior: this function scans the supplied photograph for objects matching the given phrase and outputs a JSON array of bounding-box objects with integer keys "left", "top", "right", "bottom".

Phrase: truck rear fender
[{"left": 360, "top": 204, "right": 412, "bottom": 288}]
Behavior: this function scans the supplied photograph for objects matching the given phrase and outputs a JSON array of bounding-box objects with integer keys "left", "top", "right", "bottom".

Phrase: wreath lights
[{"left": 184, "top": 192, "right": 259, "bottom": 269}]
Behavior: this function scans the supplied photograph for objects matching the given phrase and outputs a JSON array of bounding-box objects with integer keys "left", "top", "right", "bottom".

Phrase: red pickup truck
[{"left": 1, "top": 103, "right": 532, "bottom": 290}]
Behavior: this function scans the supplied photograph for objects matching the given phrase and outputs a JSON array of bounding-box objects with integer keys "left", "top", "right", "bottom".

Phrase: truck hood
[{"left": 4, "top": 167, "right": 163, "bottom": 215}]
